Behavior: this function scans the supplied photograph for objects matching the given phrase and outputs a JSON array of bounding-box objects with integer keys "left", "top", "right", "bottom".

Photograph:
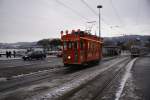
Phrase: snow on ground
[
  {"left": 119, "top": 73, "right": 142, "bottom": 100},
  {"left": 12, "top": 69, "right": 50, "bottom": 78},
  {"left": 115, "top": 58, "right": 137, "bottom": 100}
]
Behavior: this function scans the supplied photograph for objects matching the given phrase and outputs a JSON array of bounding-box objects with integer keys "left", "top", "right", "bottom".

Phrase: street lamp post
[
  {"left": 97, "top": 5, "right": 102, "bottom": 38},
  {"left": 97, "top": 5, "right": 102, "bottom": 60}
]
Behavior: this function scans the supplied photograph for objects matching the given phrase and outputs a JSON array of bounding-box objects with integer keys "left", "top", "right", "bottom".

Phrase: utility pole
[
  {"left": 97, "top": 5, "right": 102, "bottom": 60},
  {"left": 97, "top": 5, "right": 102, "bottom": 38}
]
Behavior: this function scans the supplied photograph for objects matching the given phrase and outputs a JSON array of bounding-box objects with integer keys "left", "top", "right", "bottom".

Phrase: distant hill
[
  {"left": 103, "top": 35, "right": 150, "bottom": 46},
  {"left": 0, "top": 42, "right": 38, "bottom": 49},
  {"left": 0, "top": 35, "right": 149, "bottom": 49}
]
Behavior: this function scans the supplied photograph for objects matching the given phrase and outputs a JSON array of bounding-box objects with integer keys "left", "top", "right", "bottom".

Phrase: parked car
[{"left": 22, "top": 51, "right": 46, "bottom": 61}]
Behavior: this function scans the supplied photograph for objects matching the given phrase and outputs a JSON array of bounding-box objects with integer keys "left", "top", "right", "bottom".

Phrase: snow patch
[
  {"left": 115, "top": 58, "right": 137, "bottom": 100},
  {"left": 12, "top": 74, "right": 24, "bottom": 78},
  {"left": 12, "top": 70, "right": 49, "bottom": 78}
]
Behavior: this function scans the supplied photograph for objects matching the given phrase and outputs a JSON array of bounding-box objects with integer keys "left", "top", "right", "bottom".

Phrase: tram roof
[{"left": 61, "top": 30, "right": 102, "bottom": 42}]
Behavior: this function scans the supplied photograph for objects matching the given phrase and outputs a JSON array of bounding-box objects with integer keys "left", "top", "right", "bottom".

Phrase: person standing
[
  {"left": 6, "top": 51, "right": 8, "bottom": 58},
  {"left": 13, "top": 50, "right": 16, "bottom": 58},
  {"left": 9, "top": 51, "right": 11, "bottom": 58}
]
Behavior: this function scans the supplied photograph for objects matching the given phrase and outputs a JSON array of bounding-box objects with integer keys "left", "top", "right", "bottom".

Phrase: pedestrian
[
  {"left": 9, "top": 51, "right": 11, "bottom": 58},
  {"left": 0, "top": 51, "right": 1, "bottom": 57},
  {"left": 6, "top": 51, "right": 8, "bottom": 58},
  {"left": 13, "top": 50, "right": 16, "bottom": 58}
]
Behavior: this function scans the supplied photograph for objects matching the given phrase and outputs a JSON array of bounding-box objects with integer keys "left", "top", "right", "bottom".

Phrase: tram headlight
[{"left": 67, "top": 56, "right": 71, "bottom": 59}]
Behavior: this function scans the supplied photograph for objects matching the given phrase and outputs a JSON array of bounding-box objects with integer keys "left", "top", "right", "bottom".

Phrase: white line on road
[{"left": 115, "top": 58, "right": 137, "bottom": 100}]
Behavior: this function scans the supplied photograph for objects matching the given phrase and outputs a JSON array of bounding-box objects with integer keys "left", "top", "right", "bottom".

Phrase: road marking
[{"left": 115, "top": 58, "right": 137, "bottom": 100}]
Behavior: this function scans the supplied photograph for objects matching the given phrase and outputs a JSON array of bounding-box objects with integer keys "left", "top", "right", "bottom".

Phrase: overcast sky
[{"left": 0, "top": 0, "right": 150, "bottom": 43}]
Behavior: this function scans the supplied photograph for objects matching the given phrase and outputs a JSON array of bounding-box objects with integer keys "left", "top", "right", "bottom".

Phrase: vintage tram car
[
  {"left": 61, "top": 29, "right": 103, "bottom": 66},
  {"left": 130, "top": 45, "right": 148, "bottom": 58}
]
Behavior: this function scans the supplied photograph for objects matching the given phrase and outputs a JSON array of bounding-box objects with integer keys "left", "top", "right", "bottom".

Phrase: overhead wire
[
  {"left": 55, "top": 0, "right": 89, "bottom": 20},
  {"left": 80, "top": 0, "right": 98, "bottom": 15},
  {"left": 109, "top": 0, "right": 127, "bottom": 35},
  {"left": 80, "top": 0, "right": 124, "bottom": 35},
  {"left": 109, "top": 0, "right": 124, "bottom": 26},
  {"left": 54, "top": 0, "right": 121, "bottom": 35},
  {"left": 135, "top": 0, "right": 141, "bottom": 25},
  {"left": 80, "top": 0, "right": 110, "bottom": 26},
  {"left": 95, "top": 0, "right": 123, "bottom": 34}
]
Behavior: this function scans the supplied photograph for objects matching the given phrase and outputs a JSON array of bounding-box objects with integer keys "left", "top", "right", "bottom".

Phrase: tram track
[
  {"left": 24, "top": 57, "right": 129, "bottom": 100},
  {"left": 68, "top": 58, "right": 130, "bottom": 100},
  {"left": 93, "top": 59, "right": 131, "bottom": 100},
  {"left": 0, "top": 56, "right": 121, "bottom": 93},
  {"left": 66, "top": 58, "right": 135, "bottom": 100},
  {"left": 94, "top": 58, "right": 138, "bottom": 100},
  {"left": 0, "top": 56, "right": 119, "bottom": 78},
  {"left": 0, "top": 65, "right": 66, "bottom": 93},
  {"left": 0, "top": 56, "right": 128, "bottom": 100}
]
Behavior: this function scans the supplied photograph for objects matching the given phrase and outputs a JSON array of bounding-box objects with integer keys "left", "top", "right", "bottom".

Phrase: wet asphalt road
[{"left": 132, "top": 56, "right": 150, "bottom": 100}]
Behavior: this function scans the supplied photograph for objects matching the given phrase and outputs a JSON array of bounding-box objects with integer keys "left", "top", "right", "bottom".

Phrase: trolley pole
[{"left": 97, "top": 5, "right": 102, "bottom": 38}]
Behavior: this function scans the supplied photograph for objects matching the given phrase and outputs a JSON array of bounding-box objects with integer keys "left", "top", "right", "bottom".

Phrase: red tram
[{"left": 61, "top": 29, "right": 103, "bottom": 66}]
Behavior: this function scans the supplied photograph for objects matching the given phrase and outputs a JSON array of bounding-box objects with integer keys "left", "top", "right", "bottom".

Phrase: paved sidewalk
[
  {"left": 119, "top": 56, "right": 150, "bottom": 100},
  {"left": 132, "top": 57, "right": 150, "bottom": 100}
]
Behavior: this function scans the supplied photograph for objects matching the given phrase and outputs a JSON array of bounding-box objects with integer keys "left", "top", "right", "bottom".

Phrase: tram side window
[
  {"left": 88, "top": 42, "right": 90, "bottom": 51},
  {"left": 80, "top": 41, "right": 84, "bottom": 50},
  {"left": 74, "top": 42, "right": 77, "bottom": 49}
]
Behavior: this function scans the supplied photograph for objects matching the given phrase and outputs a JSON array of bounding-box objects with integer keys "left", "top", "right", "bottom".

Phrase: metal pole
[
  {"left": 97, "top": 5, "right": 102, "bottom": 60},
  {"left": 97, "top": 5, "right": 102, "bottom": 38},
  {"left": 99, "top": 8, "right": 101, "bottom": 37}
]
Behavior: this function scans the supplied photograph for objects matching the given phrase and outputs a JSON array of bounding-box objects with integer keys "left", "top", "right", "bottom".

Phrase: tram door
[
  {"left": 63, "top": 41, "right": 79, "bottom": 63},
  {"left": 74, "top": 42, "right": 78, "bottom": 63}
]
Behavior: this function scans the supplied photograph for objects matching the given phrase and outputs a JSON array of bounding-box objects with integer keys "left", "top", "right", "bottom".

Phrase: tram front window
[
  {"left": 64, "top": 42, "right": 67, "bottom": 50},
  {"left": 68, "top": 42, "right": 73, "bottom": 49},
  {"left": 63, "top": 41, "right": 78, "bottom": 50}
]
